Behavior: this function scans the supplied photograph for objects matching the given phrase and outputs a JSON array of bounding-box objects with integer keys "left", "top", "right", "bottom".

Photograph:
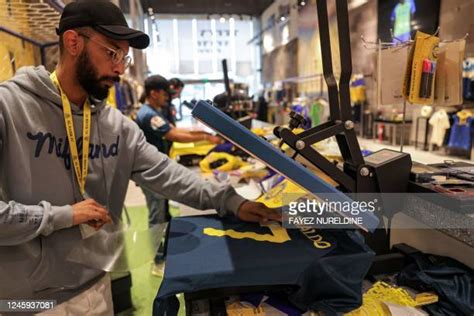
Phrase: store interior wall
[
  {"left": 348, "top": 0, "right": 377, "bottom": 108},
  {"left": 263, "top": 38, "right": 298, "bottom": 84},
  {"left": 259, "top": 0, "right": 474, "bottom": 148},
  {"left": 439, "top": 0, "right": 474, "bottom": 54},
  {"left": 360, "top": 0, "right": 474, "bottom": 113},
  {"left": 261, "top": 0, "right": 299, "bottom": 85},
  {"left": 0, "top": 0, "right": 40, "bottom": 82},
  {"left": 262, "top": 0, "right": 474, "bottom": 103},
  {"left": 295, "top": 0, "right": 377, "bottom": 98},
  {"left": 296, "top": 0, "right": 322, "bottom": 95},
  {"left": 0, "top": 0, "right": 145, "bottom": 84},
  {"left": 261, "top": 0, "right": 299, "bottom": 52}
]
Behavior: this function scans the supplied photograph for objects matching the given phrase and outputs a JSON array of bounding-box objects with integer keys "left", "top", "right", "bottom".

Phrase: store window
[{"left": 146, "top": 15, "right": 261, "bottom": 100}]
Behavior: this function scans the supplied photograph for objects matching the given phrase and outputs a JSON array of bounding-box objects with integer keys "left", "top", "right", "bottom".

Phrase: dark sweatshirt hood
[{"left": 11, "top": 66, "right": 107, "bottom": 114}]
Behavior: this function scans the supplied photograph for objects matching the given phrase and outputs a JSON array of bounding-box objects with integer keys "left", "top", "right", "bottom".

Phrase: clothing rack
[{"left": 361, "top": 30, "right": 469, "bottom": 50}]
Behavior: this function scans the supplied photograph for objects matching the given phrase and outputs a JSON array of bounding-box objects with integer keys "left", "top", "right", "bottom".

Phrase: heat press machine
[
  {"left": 271, "top": 0, "right": 411, "bottom": 196},
  {"left": 213, "top": 59, "right": 254, "bottom": 128},
  {"left": 193, "top": 0, "right": 412, "bottom": 258}
]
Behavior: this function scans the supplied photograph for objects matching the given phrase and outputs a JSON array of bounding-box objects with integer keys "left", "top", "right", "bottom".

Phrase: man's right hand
[
  {"left": 72, "top": 199, "right": 113, "bottom": 229},
  {"left": 207, "top": 135, "right": 224, "bottom": 145}
]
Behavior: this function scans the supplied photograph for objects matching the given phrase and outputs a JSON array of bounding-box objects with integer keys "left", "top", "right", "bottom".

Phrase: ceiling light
[
  {"left": 219, "top": 16, "right": 226, "bottom": 23},
  {"left": 280, "top": 15, "right": 286, "bottom": 22}
]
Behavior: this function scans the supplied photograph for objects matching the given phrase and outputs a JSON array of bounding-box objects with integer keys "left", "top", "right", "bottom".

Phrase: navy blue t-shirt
[
  {"left": 136, "top": 104, "right": 171, "bottom": 154},
  {"left": 154, "top": 215, "right": 375, "bottom": 315}
]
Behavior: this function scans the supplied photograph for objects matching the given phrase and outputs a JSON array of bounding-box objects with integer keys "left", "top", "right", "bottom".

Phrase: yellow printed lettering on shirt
[
  {"left": 203, "top": 223, "right": 291, "bottom": 243},
  {"left": 203, "top": 223, "right": 332, "bottom": 249},
  {"left": 299, "top": 227, "right": 332, "bottom": 249}
]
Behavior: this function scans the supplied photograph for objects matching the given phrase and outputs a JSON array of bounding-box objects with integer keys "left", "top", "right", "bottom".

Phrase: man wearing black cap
[
  {"left": 136, "top": 75, "right": 221, "bottom": 276},
  {"left": 138, "top": 75, "right": 221, "bottom": 155},
  {"left": 0, "top": 0, "right": 280, "bottom": 314}
]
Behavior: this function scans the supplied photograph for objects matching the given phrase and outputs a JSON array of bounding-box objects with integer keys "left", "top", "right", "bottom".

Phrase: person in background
[
  {"left": 0, "top": 1, "right": 280, "bottom": 313},
  {"left": 163, "top": 77, "right": 185, "bottom": 126},
  {"left": 160, "top": 77, "right": 185, "bottom": 158},
  {"left": 169, "top": 78, "right": 185, "bottom": 99},
  {"left": 257, "top": 90, "right": 269, "bottom": 122},
  {"left": 135, "top": 75, "right": 222, "bottom": 276}
]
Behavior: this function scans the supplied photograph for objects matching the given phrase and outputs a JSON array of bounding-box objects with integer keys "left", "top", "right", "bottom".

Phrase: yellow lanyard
[{"left": 50, "top": 71, "right": 91, "bottom": 195}]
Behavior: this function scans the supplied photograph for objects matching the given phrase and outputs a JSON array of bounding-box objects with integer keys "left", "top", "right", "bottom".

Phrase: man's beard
[{"left": 76, "top": 50, "right": 120, "bottom": 100}]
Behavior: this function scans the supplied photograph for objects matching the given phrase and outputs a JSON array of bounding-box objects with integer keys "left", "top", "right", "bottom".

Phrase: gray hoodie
[{"left": 0, "top": 66, "right": 246, "bottom": 303}]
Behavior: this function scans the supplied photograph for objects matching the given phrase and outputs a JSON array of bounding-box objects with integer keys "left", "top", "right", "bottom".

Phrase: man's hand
[
  {"left": 237, "top": 201, "right": 282, "bottom": 223},
  {"left": 72, "top": 199, "right": 113, "bottom": 230},
  {"left": 207, "top": 134, "right": 224, "bottom": 145}
]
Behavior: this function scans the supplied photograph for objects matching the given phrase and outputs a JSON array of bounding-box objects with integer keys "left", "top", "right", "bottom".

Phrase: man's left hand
[{"left": 237, "top": 201, "right": 282, "bottom": 223}]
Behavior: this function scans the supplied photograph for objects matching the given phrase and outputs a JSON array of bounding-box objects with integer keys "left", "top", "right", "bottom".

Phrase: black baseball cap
[
  {"left": 145, "top": 75, "right": 176, "bottom": 95},
  {"left": 57, "top": 0, "right": 150, "bottom": 49}
]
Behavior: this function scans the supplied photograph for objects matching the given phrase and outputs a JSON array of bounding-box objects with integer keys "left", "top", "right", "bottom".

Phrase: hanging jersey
[
  {"left": 463, "top": 58, "right": 474, "bottom": 100},
  {"left": 429, "top": 110, "right": 451, "bottom": 147},
  {"left": 154, "top": 215, "right": 374, "bottom": 315},
  {"left": 448, "top": 115, "right": 473, "bottom": 151},
  {"left": 310, "top": 102, "right": 323, "bottom": 127}
]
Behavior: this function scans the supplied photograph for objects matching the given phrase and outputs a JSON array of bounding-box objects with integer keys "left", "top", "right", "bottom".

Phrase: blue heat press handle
[{"left": 192, "top": 100, "right": 379, "bottom": 232}]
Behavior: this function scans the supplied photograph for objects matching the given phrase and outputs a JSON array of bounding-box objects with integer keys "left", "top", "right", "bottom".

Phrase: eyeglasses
[{"left": 78, "top": 32, "right": 132, "bottom": 69}]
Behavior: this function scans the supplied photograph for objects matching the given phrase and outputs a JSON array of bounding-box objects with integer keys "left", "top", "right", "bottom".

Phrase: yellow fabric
[
  {"left": 226, "top": 302, "right": 265, "bottom": 316},
  {"left": 345, "top": 281, "right": 438, "bottom": 316},
  {"left": 457, "top": 110, "right": 472, "bottom": 125},
  {"left": 350, "top": 86, "right": 367, "bottom": 103},
  {"left": 238, "top": 164, "right": 269, "bottom": 180},
  {"left": 169, "top": 141, "right": 215, "bottom": 160},
  {"left": 0, "top": 37, "right": 38, "bottom": 82},
  {"left": 50, "top": 71, "right": 91, "bottom": 195},
  {"left": 256, "top": 179, "right": 307, "bottom": 208},
  {"left": 0, "top": 44, "right": 14, "bottom": 82},
  {"left": 199, "top": 152, "right": 246, "bottom": 173},
  {"left": 0, "top": 1, "right": 38, "bottom": 82},
  {"left": 251, "top": 127, "right": 274, "bottom": 137},
  {"left": 107, "top": 84, "right": 117, "bottom": 108}
]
